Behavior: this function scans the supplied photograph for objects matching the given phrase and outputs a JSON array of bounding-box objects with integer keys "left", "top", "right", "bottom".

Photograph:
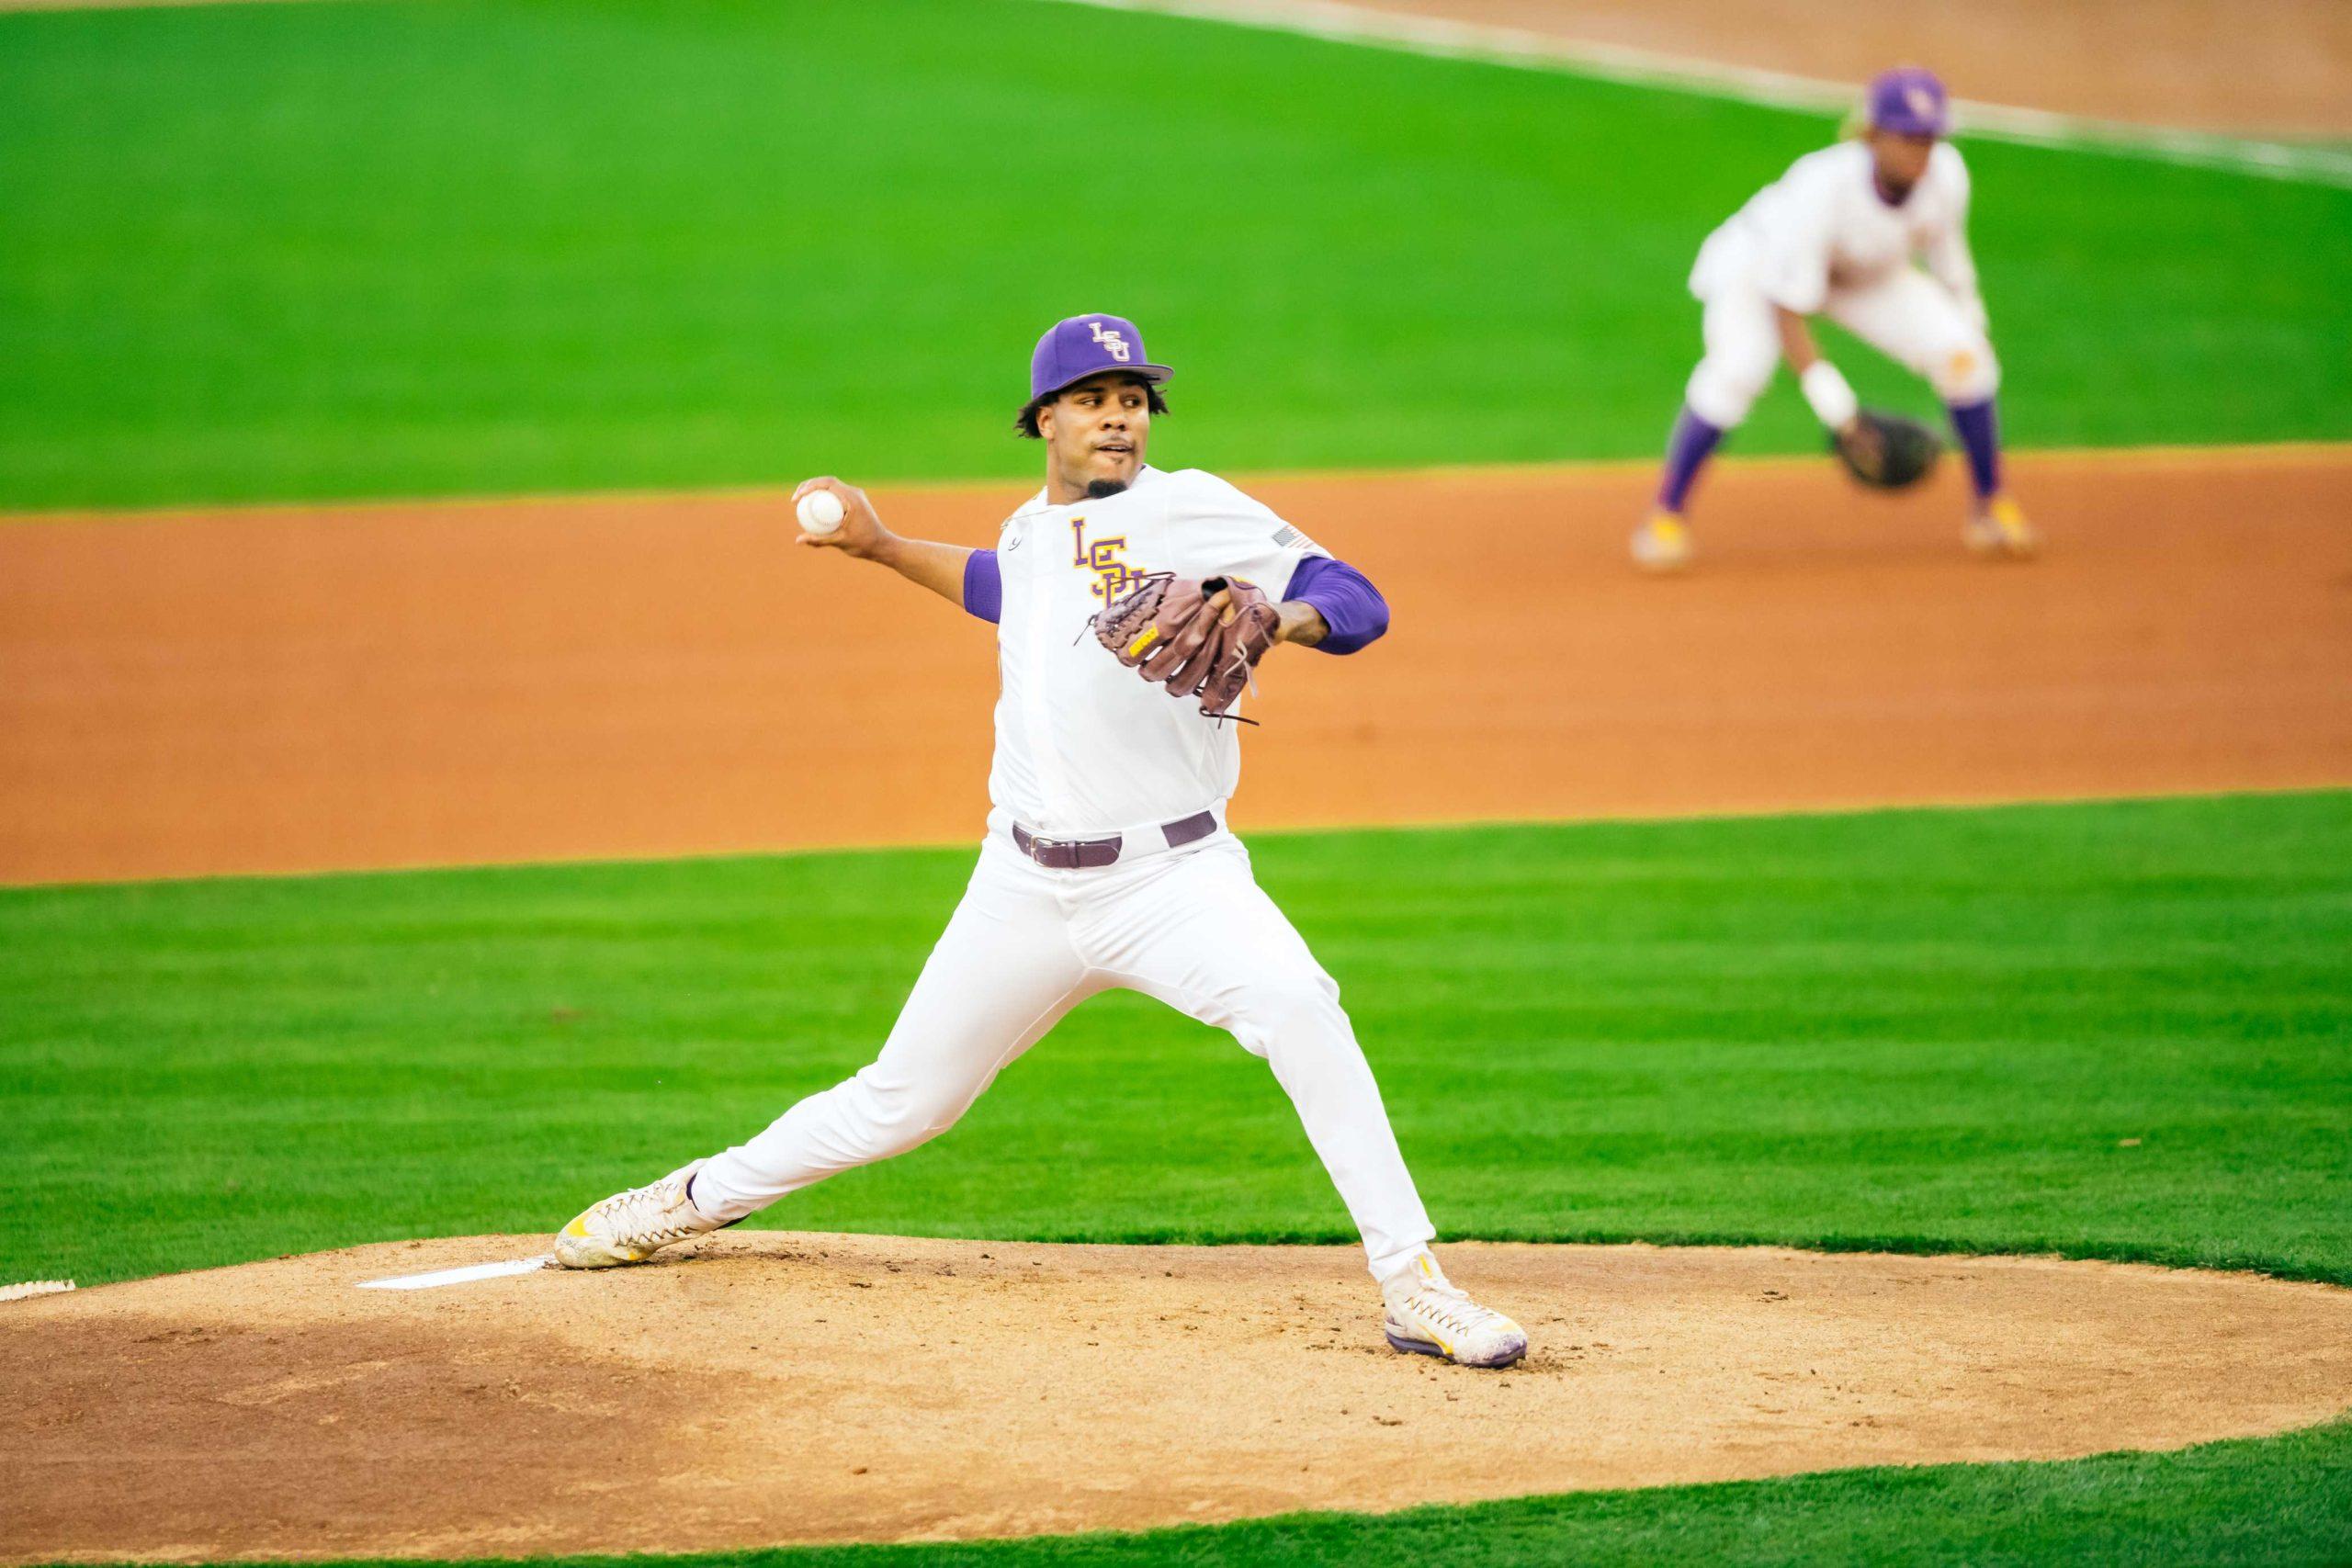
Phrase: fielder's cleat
[
  {"left": 553, "top": 1161, "right": 721, "bottom": 1269},
  {"left": 1381, "top": 1252, "right": 1530, "bottom": 1369},
  {"left": 1631, "top": 511, "right": 1693, "bottom": 573},
  {"left": 1963, "top": 496, "right": 2039, "bottom": 559}
]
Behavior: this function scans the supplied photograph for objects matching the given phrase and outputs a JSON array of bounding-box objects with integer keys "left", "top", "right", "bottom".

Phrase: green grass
[
  {"left": 8, "top": 792, "right": 2348, "bottom": 1289},
  {"left": 6, "top": 792, "right": 2350, "bottom": 1563},
  {"left": 297, "top": 1421, "right": 2352, "bottom": 1567},
  {"left": 2, "top": 0, "right": 2347, "bottom": 511}
]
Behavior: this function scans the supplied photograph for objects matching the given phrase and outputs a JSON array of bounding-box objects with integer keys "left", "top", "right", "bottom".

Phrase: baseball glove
[
  {"left": 1831, "top": 409, "right": 1942, "bottom": 490},
  {"left": 1091, "top": 572, "right": 1281, "bottom": 720}
]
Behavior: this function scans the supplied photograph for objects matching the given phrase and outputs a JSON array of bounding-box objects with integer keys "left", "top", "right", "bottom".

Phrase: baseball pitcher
[
  {"left": 553, "top": 314, "right": 1529, "bottom": 1371},
  {"left": 1635, "top": 67, "right": 2037, "bottom": 570}
]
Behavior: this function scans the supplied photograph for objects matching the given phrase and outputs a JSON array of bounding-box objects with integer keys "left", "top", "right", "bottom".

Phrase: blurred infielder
[
  {"left": 553, "top": 314, "right": 1529, "bottom": 1370},
  {"left": 1634, "top": 67, "right": 2038, "bottom": 570}
]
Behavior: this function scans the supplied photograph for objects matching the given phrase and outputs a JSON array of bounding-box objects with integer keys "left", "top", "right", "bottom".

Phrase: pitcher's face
[{"left": 1041, "top": 373, "right": 1152, "bottom": 497}]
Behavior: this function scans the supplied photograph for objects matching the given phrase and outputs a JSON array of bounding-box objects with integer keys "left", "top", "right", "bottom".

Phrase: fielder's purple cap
[
  {"left": 1867, "top": 66, "right": 1950, "bottom": 137},
  {"left": 1028, "top": 313, "right": 1173, "bottom": 401}
]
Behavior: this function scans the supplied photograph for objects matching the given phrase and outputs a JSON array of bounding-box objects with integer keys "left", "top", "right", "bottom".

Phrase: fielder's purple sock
[
  {"left": 1947, "top": 398, "right": 2002, "bottom": 501},
  {"left": 1656, "top": 405, "right": 1724, "bottom": 513}
]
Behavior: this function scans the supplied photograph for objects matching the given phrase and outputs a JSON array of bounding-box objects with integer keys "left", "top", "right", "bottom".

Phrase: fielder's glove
[
  {"left": 1831, "top": 410, "right": 1942, "bottom": 490},
  {"left": 1091, "top": 572, "right": 1281, "bottom": 720}
]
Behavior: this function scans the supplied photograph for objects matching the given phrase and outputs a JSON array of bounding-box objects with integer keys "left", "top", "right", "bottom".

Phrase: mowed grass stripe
[
  {"left": 6, "top": 790, "right": 2346, "bottom": 1292},
  {"left": 1, "top": 0, "right": 2347, "bottom": 510}
]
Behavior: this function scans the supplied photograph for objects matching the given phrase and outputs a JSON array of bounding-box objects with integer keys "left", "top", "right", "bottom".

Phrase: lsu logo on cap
[
  {"left": 1905, "top": 85, "right": 1936, "bottom": 118},
  {"left": 1090, "top": 321, "right": 1132, "bottom": 363}
]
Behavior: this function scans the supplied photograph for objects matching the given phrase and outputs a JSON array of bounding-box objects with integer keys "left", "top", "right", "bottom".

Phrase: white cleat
[
  {"left": 553, "top": 1161, "right": 721, "bottom": 1269},
  {"left": 1963, "top": 496, "right": 2040, "bottom": 559},
  {"left": 1381, "top": 1252, "right": 1530, "bottom": 1369},
  {"left": 1631, "top": 511, "right": 1693, "bottom": 573}
]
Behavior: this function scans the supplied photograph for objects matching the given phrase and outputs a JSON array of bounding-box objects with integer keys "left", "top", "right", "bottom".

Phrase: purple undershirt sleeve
[
  {"left": 962, "top": 548, "right": 1002, "bottom": 624},
  {"left": 1282, "top": 555, "right": 1390, "bottom": 655}
]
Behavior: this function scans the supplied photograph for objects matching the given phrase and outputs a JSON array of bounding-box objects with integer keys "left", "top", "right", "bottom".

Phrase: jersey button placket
[{"left": 1018, "top": 509, "right": 1077, "bottom": 827}]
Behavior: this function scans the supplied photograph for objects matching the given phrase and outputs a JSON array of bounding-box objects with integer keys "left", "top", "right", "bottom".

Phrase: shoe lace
[
  {"left": 599, "top": 1179, "right": 698, "bottom": 1246},
  {"left": 1396, "top": 1276, "right": 1506, "bottom": 1337}
]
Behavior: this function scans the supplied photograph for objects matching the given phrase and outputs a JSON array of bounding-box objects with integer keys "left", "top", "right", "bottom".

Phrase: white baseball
[{"left": 797, "top": 490, "right": 845, "bottom": 536}]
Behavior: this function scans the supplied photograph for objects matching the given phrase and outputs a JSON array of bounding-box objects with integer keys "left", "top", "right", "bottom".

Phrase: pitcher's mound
[{"left": 7, "top": 1233, "right": 2351, "bottom": 1562}]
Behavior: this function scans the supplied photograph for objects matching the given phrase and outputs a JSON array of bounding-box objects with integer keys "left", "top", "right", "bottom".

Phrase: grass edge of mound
[{"left": 31, "top": 1418, "right": 2351, "bottom": 1567}]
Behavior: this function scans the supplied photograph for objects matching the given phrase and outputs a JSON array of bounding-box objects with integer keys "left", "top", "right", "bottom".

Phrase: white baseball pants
[
  {"left": 1685, "top": 268, "right": 2000, "bottom": 430},
  {"left": 691, "top": 829, "right": 1439, "bottom": 1282}
]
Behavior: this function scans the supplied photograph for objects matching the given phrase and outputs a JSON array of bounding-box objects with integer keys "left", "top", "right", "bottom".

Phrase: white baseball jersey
[
  {"left": 1690, "top": 140, "right": 1980, "bottom": 318},
  {"left": 987, "top": 464, "right": 1327, "bottom": 838}
]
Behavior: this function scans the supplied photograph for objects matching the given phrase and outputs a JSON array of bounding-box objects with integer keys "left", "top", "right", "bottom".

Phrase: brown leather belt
[{"left": 1012, "top": 810, "right": 1217, "bottom": 870}]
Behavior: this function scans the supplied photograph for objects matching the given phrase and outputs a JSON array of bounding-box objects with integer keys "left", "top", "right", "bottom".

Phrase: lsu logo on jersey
[
  {"left": 1070, "top": 516, "right": 1147, "bottom": 601},
  {"left": 1089, "top": 321, "right": 1132, "bottom": 364}
]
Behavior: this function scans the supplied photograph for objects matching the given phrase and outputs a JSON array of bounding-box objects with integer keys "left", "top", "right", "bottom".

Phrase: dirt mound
[{"left": 6, "top": 1234, "right": 2349, "bottom": 1562}]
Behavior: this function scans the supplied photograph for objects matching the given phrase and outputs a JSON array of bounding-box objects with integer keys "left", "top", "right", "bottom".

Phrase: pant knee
[
  {"left": 1929, "top": 338, "right": 1999, "bottom": 403},
  {"left": 1227, "top": 978, "right": 1350, "bottom": 1063},
  {"left": 833, "top": 1068, "right": 976, "bottom": 1159},
  {"left": 1686, "top": 355, "right": 1769, "bottom": 429}
]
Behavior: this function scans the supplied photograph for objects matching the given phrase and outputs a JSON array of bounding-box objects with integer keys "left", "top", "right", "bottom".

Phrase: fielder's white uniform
[
  {"left": 691, "top": 466, "right": 1439, "bottom": 1282},
  {"left": 1685, "top": 140, "right": 1996, "bottom": 429}
]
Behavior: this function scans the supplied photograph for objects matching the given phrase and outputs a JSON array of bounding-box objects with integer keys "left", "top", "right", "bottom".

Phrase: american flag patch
[{"left": 1272, "top": 524, "right": 1325, "bottom": 554}]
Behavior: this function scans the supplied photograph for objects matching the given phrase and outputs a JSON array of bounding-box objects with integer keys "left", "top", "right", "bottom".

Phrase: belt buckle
[
  {"left": 1015, "top": 824, "right": 1119, "bottom": 869},
  {"left": 1018, "top": 829, "right": 1071, "bottom": 865}
]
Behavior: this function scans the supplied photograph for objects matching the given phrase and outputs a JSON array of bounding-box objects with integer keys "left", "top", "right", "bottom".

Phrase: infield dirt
[
  {"left": 3, "top": 447, "right": 2348, "bottom": 885},
  {"left": 6, "top": 1232, "right": 2352, "bottom": 1561},
  {"left": 1327, "top": 0, "right": 2352, "bottom": 135}
]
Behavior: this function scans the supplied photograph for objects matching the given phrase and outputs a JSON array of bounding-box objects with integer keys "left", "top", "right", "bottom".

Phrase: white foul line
[
  {"left": 357, "top": 1256, "right": 550, "bottom": 1291},
  {"left": 1044, "top": 0, "right": 2352, "bottom": 189}
]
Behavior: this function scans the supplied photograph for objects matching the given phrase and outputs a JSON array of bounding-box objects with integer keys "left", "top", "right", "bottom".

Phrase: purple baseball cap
[
  {"left": 1028, "top": 313, "right": 1172, "bottom": 401},
  {"left": 1867, "top": 67, "right": 1950, "bottom": 137}
]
